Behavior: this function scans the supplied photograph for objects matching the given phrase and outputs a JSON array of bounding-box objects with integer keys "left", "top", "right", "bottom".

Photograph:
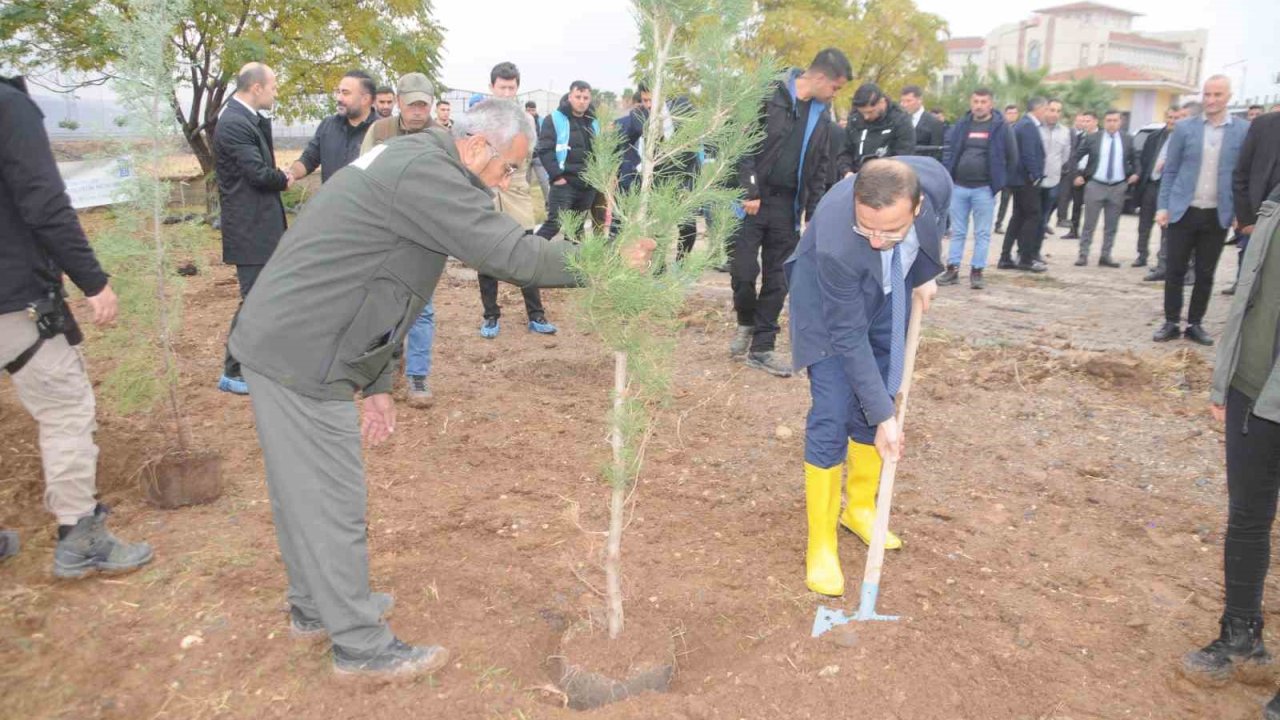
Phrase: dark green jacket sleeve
[{"left": 388, "top": 159, "right": 580, "bottom": 289}]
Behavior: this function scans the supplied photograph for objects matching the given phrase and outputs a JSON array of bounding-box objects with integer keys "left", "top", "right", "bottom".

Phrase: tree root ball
[
  {"left": 141, "top": 449, "right": 223, "bottom": 508},
  {"left": 551, "top": 617, "right": 675, "bottom": 710}
]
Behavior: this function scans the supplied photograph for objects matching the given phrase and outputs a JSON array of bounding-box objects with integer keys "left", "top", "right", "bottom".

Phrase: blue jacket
[
  {"left": 1008, "top": 115, "right": 1045, "bottom": 187},
  {"left": 1157, "top": 115, "right": 1250, "bottom": 228},
  {"left": 784, "top": 156, "right": 950, "bottom": 426},
  {"left": 942, "top": 110, "right": 1011, "bottom": 194}
]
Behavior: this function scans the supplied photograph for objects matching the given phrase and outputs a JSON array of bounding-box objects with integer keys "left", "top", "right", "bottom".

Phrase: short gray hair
[{"left": 451, "top": 99, "right": 534, "bottom": 151}]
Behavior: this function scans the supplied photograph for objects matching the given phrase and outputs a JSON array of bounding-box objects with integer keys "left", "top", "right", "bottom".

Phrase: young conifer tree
[
  {"left": 92, "top": 0, "right": 196, "bottom": 447},
  {"left": 567, "top": 0, "right": 774, "bottom": 640}
]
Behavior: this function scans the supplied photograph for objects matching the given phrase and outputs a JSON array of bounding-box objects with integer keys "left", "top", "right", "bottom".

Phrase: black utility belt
[{"left": 4, "top": 294, "right": 67, "bottom": 375}]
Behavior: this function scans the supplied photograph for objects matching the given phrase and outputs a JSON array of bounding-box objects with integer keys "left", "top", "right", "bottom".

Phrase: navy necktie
[
  {"left": 887, "top": 245, "right": 905, "bottom": 396},
  {"left": 1105, "top": 134, "right": 1118, "bottom": 182}
]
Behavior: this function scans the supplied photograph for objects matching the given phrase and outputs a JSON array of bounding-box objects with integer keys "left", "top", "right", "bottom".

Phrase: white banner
[{"left": 59, "top": 157, "right": 134, "bottom": 209}]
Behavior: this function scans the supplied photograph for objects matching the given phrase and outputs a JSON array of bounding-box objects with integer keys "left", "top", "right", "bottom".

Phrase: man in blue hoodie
[{"left": 938, "top": 87, "right": 1016, "bottom": 289}]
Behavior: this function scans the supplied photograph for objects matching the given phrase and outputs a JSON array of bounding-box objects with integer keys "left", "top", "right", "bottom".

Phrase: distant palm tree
[
  {"left": 993, "top": 65, "right": 1049, "bottom": 110},
  {"left": 1053, "top": 76, "right": 1117, "bottom": 118}
]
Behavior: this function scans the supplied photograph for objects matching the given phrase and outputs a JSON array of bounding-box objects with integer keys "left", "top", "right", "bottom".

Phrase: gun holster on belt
[{"left": 4, "top": 289, "right": 70, "bottom": 375}]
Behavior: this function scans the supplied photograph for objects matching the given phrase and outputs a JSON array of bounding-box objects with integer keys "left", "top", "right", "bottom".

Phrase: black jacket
[
  {"left": 1234, "top": 112, "right": 1280, "bottom": 229},
  {"left": 1136, "top": 125, "right": 1172, "bottom": 197},
  {"left": 536, "top": 95, "right": 598, "bottom": 184},
  {"left": 825, "top": 116, "right": 844, "bottom": 192},
  {"left": 912, "top": 110, "right": 946, "bottom": 159},
  {"left": 736, "top": 69, "right": 833, "bottom": 220},
  {"left": 0, "top": 81, "right": 108, "bottom": 320},
  {"left": 837, "top": 101, "right": 916, "bottom": 176},
  {"left": 1071, "top": 129, "right": 1137, "bottom": 184},
  {"left": 298, "top": 110, "right": 377, "bottom": 183},
  {"left": 214, "top": 99, "right": 289, "bottom": 265}
]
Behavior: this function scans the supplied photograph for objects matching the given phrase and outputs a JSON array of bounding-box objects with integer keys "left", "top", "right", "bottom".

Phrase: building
[{"left": 938, "top": 1, "right": 1205, "bottom": 127}]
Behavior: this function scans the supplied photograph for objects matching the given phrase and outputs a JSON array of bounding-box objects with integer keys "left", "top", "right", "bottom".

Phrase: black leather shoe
[
  {"left": 994, "top": 224, "right": 1004, "bottom": 234},
  {"left": 1222, "top": 282, "right": 1237, "bottom": 296},
  {"left": 1017, "top": 259, "right": 1048, "bottom": 273},
  {"left": 1143, "top": 269, "right": 1165, "bottom": 282},
  {"left": 1181, "top": 616, "right": 1271, "bottom": 683},
  {"left": 1131, "top": 257, "right": 1148, "bottom": 267},
  {"left": 1184, "top": 324, "right": 1214, "bottom": 346},
  {"left": 1074, "top": 256, "right": 1088, "bottom": 267},
  {"left": 1098, "top": 257, "right": 1120, "bottom": 268},
  {"left": 997, "top": 257, "right": 1017, "bottom": 270},
  {"left": 1061, "top": 232, "right": 1080, "bottom": 240},
  {"left": 1152, "top": 322, "right": 1180, "bottom": 342}
]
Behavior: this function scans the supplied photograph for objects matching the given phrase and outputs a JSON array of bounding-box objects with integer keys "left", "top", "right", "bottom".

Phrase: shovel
[{"left": 812, "top": 298, "right": 925, "bottom": 638}]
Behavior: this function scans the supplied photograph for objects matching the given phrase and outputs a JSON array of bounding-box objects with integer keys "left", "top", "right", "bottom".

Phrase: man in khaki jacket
[
  {"left": 359, "top": 72, "right": 438, "bottom": 408},
  {"left": 229, "top": 100, "right": 652, "bottom": 678},
  {"left": 478, "top": 61, "right": 556, "bottom": 339}
]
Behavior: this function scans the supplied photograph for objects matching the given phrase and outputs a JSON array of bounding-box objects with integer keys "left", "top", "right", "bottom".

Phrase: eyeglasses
[
  {"left": 852, "top": 223, "right": 909, "bottom": 244},
  {"left": 480, "top": 138, "right": 519, "bottom": 178}
]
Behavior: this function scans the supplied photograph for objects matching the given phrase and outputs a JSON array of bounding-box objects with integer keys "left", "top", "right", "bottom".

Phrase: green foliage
[
  {"left": 992, "top": 65, "right": 1049, "bottom": 110},
  {"left": 570, "top": 0, "right": 774, "bottom": 489},
  {"left": 1052, "top": 76, "right": 1117, "bottom": 118},
  {"left": 57, "top": 118, "right": 80, "bottom": 131},
  {"left": 738, "top": 0, "right": 948, "bottom": 113},
  {"left": 934, "top": 63, "right": 984, "bottom": 121},
  {"left": 86, "top": 0, "right": 197, "bottom": 444},
  {"left": 0, "top": 0, "right": 445, "bottom": 174}
]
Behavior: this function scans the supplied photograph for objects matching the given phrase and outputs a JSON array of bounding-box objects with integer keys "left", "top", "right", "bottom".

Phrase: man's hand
[
  {"left": 1155, "top": 159, "right": 1165, "bottom": 174},
  {"left": 85, "top": 284, "right": 118, "bottom": 326},
  {"left": 1073, "top": 176, "right": 1085, "bottom": 187},
  {"left": 1156, "top": 209, "right": 1169, "bottom": 228},
  {"left": 1210, "top": 403, "right": 1226, "bottom": 425},
  {"left": 554, "top": 177, "right": 568, "bottom": 186},
  {"left": 1127, "top": 174, "right": 1139, "bottom": 185},
  {"left": 362, "top": 393, "right": 397, "bottom": 446},
  {"left": 913, "top": 279, "right": 938, "bottom": 313},
  {"left": 1242, "top": 224, "right": 1256, "bottom": 235},
  {"left": 620, "top": 237, "right": 657, "bottom": 271},
  {"left": 875, "top": 416, "right": 904, "bottom": 462},
  {"left": 742, "top": 199, "right": 761, "bottom": 216}
]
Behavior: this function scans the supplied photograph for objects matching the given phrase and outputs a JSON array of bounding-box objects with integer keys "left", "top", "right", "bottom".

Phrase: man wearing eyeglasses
[
  {"left": 784, "top": 156, "right": 948, "bottom": 597},
  {"left": 228, "top": 99, "right": 656, "bottom": 678}
]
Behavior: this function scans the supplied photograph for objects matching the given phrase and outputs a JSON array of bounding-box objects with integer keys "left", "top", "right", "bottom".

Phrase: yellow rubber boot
[
  {"left": 840, "top": 440, "right": 904, "bottom": 550},
  {"left": 804, "top": 463, "right": 845, "bottom": 596}
]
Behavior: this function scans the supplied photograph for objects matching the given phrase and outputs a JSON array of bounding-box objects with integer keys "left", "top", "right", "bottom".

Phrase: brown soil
[{"left": 0, "top": 214, "right": 1272, "bottom": 719}]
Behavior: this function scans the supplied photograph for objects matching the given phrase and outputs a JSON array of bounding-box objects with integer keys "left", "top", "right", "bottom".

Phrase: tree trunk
[
  {"left": 151, "top": 87, "right": 192, "bottom": 451},
  {"left": 605, "top": 350, "right": 627, "bottom": 640}
]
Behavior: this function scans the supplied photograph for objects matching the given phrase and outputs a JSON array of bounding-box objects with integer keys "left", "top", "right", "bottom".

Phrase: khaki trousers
[{"left": 0, "top": 310, "right": 99, "bottom": 525}]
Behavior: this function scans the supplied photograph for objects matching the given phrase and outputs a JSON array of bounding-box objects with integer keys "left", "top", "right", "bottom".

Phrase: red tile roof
[
  {"left": 945, "top": 37, "right": 985, "bottom": 51},
  {"left": 1108, "top": 32, "right": 1182, "bottom": 51},
  {"left": 1035, "top": 2, "right": 1141, "bottom": 16},
  {"left": 1044, "top": 63, "right": 1194, "bottom": 91}
]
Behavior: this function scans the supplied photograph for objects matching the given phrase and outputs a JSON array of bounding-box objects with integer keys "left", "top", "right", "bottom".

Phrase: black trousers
[
  {"left": 1223, "top": 386, "right": 1280, "bottom": 621},
  {"left": 1057, "top": 177, "right": 1083, "bottom": 233},
  {"left": 537, "top": 180, "right": 597, "bottom": 240},
  {"left": 1002, "top": 185, "right": 1043, "bottom": 262},
  {"left": 478, "top": 275, "right": 544, "bottom": 322},
  {"left": 731, "top": 193, "right": 798, "bottom": 353},
  {"left": 674, "top": 221, "right": 698, "bottom": 262},
  {"left": 1164, "top": 207, "right": 1227, "bottom": 324},
  {"left": 224, "top": 263, "right": 264, "bottom": 378},
  {"left": 1136, "top": 181, "right": 1162, "bottom": 264},
  {"left": 996, "top": 189, "right": 1012, "bottom": 227}
]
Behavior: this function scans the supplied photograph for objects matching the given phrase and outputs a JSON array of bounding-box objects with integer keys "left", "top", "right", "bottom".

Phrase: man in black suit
[
  {"left": 213, "top": 62, "right": 291, "bottom": 395},
  {"left": 1137, "top": 106, "right": 1180, "bottom": 274},
  {"left": 1001, "top": 97, "right": 1048, "bottom": 272},
  {"left": 1229, "top": 110, "right": 1280, "bottom": 293},
  {"left": 1071, "top": 109, "right": 1137, "bottom": 267},
  {"left": 900, "top": 85, "right": 945, "bottom": 161},
  {"left": 1059, "top": 111, "right": 1096, "bottom": 239}
]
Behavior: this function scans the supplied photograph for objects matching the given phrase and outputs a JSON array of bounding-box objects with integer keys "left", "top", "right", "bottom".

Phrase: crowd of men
[{"left": 2, "top": 45, "right": 1280, "bottom": 708}]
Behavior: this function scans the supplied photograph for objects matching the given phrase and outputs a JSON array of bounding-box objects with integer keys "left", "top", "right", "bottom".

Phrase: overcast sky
[{"left": 434, "top": 0, "right": 1277, "bottom": 104}]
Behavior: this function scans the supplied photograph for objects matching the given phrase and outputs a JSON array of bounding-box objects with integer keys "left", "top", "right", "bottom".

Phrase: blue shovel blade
[{"left": 811, "top": 583, "right": 900, "bottom": 637}]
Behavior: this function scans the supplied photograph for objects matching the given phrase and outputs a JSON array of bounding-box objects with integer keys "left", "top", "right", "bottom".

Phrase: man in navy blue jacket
[
  {"left": 1000, "top": 97, "right": 1049, "bottom": 273},
  {"left": 784, "top": 157, "right": 948, "bottom": 597}
]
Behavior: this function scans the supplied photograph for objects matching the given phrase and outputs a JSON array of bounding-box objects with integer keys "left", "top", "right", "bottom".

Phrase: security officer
[{"left": 0, "top": 75, "right": 153, "bottom": 576}]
